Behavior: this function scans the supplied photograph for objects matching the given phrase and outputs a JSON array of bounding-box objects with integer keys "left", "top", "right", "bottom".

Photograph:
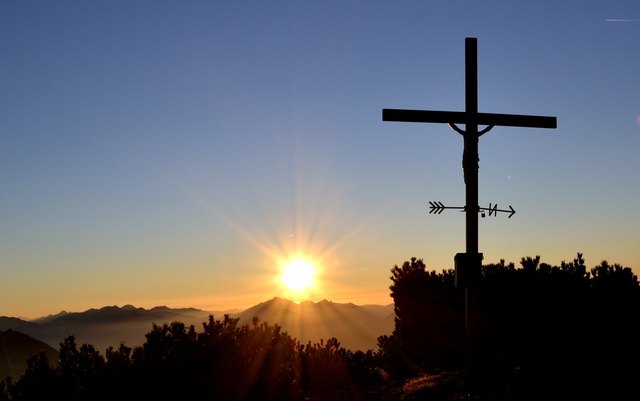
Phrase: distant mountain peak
[
  {"left": 238, "top": 298, "right": 394, "bottom": 351},
  {"left": 268, "top": 296, "right": 292, "bottom": 304},
  {"left": 33, "top": 310, "right": 69, "bottom": 323}
]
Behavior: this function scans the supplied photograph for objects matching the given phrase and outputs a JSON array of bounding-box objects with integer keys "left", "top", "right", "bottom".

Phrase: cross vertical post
[
  {"left": 463, "top": 37, "right": 480, "bottom": 374},
  {"left": 465, "top": 37, "right": 479, "bottom": 260}
]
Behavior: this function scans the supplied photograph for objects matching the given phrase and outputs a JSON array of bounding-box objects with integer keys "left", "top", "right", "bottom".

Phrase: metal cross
[{"left": 383, "top": 37, "right": 556, "bottom": 281}]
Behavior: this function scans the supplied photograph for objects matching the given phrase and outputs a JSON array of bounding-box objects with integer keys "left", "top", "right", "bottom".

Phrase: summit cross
[{"left": 382, "top": 37, "right": 556, "bottom": 281}]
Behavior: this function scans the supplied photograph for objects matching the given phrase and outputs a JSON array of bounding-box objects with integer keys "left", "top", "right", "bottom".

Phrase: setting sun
[{"left": 281, "top": 259, "right": 316, "bottom": 292}]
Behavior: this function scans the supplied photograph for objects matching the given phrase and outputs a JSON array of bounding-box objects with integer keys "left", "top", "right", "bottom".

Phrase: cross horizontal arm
[
  {"left": 383, "top": 109, "right": 465, "bottom": 125},
  {"left": 383, "top": 109, "right": 556, "bottom": 129},
  {"left": 481, "top": 112, "right": 556, "bottom": 129}
]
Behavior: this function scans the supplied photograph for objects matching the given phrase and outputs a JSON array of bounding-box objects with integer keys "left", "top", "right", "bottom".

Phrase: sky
[{"left": 1, "top": 0, "right": 639, "bottom": 318}]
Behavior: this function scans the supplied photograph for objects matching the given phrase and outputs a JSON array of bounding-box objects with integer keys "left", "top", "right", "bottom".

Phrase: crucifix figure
[{"left": 383, "top": 37, "right": 556, "bottom": 283}]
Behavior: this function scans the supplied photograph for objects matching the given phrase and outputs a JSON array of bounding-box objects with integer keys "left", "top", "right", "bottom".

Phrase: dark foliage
[
  {"left": 2, "top": 315, "right": 382, "bottom": 401},
  {"left": 379, "top": 253, "right": 640, "bottom": 400},
  {"left": 380, "top": 257, "right": 464, "bottom": 374}
]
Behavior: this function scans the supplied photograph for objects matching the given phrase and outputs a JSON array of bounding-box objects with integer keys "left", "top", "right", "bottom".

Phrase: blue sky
[{"left": 1, "top": 0, "right": 639, "bottom": 317}]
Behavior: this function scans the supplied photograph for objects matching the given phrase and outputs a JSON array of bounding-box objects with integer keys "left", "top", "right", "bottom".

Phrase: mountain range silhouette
[{"left": 1, "top": 297, "right": 394, "bottom": 378}]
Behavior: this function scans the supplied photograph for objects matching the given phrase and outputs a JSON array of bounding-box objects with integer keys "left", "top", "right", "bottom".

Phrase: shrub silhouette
[
  {"left": 378, "top": 257, "right": 463, "bottom": 374},
  {"left": 3, "top": 315, "right": 382, "bottom": 401},
  {"left": 380, "top": 253, "right": 640, "bottom": 400}
]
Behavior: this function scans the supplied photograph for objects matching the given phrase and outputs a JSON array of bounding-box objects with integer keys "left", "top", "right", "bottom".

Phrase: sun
[{"left": 280, "top": 258, "right": 316, "bottom": 294}]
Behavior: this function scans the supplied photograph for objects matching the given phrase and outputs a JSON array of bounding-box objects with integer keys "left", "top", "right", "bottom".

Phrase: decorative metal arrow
[
  {"left": 428, "top": 201, "right": 463, "bottom": 214},
  {"left": 429, "top": 201, "right": 516, "bottom": 218}
]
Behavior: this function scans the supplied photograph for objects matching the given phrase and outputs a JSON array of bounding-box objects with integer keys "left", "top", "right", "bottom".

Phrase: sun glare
[{"left": 281, "top": 259, "right": 316, "bottom": 294}]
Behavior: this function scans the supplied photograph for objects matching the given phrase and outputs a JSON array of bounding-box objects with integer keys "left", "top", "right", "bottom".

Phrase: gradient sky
[{"left": 2, "top": 0, "right": 639, "bottom": 318}]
